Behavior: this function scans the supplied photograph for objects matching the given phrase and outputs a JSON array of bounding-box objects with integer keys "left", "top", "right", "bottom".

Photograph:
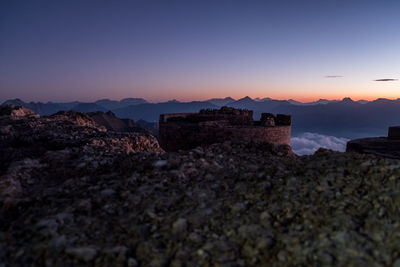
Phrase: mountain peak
[
  {"left": 255, "top": 97, "right": 272, "bottom": 102},
  {"left": 342, "top": 97, "right": 354, "bottom": 103},
  {"left": 206, "top": 97, "right": 235, "bottom": 106},
  {"left": 2, "top": 98, "right": 26, "bottom": 106},
  {"left": 237, "top": 96, "right": 253, "bottom": 102},
  {"left": 120, "top": 98, "right": 147, "bottom": 104}
]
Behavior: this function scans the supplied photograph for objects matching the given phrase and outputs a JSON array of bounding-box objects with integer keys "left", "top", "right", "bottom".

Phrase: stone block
[{"left": 388, "top": 126, "right": 400, "bottom": 140}]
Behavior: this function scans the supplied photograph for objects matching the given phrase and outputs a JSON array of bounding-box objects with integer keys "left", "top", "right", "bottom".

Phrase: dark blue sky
[{"left": 1, "top": 0, "right": 400, "bottom": 102}]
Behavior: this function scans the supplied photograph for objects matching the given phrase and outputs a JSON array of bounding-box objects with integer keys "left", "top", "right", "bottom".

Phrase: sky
[{"left": 1, "top": 0, "right": 400, "bottom": 102}]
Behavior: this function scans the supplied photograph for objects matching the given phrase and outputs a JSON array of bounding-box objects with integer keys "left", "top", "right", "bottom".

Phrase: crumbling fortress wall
[{"left": 159, "top": 106, "right": 291, "bottom": 151}]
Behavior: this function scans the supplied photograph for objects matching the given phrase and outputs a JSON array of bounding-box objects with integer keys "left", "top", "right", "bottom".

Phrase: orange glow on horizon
[{"left": 145, "top": 93, "right": 399, "bottom": 103}]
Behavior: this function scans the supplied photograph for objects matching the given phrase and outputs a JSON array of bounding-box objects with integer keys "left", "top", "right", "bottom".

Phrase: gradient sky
[{"left": 1, "top": 0, "right": 400, "bottom": 102}]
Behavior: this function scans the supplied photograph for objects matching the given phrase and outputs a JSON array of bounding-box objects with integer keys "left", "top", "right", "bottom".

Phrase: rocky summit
[
  {"left": 1, "top": 105, "right": 400, "bottom": 266},
  {"left": 0, "top": 105, "right": 162, "bottom": 196}
]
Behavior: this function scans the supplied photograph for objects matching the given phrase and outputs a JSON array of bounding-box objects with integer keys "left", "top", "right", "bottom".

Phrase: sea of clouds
[{"left": 291, "top": 132, "right": 350, "bottom": 155}]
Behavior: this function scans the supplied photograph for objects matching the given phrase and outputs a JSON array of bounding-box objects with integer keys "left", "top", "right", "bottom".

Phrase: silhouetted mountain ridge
[
  {"left": 112, "top": 101, "right": 219, "bottom": 122},
  {"left": 207, "top": 97, "right": 235, "bottom": 106},
  {"left": 94, "top": 98, "right": 148, "bottom": 110},
  {"left": 87, "top": 111, "right": 150, "bottom": 134},
  {"left": 3, "top": 97, "right": 400, "bottom": 139}
]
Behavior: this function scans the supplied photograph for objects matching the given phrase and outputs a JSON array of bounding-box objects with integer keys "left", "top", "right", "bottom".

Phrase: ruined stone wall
[
  {"left": 160, "top": 107, "right": 253, "bottom": 126},
  {"left": 159, "top": 107, "right": 291, "bottom": 151},
  {"left": 159, "top": 124, "right": 291, "bottom": 151},
  {"left": 159, "top": 109, "right": 291, "bottom": 151},
  {"left": 199, "top": 107, "right": 253, "bottom": 125}
]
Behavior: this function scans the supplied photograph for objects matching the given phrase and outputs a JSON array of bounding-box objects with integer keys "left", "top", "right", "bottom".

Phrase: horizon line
[{"left": 2, "top": 95, "right": 400, "bottom": 105}]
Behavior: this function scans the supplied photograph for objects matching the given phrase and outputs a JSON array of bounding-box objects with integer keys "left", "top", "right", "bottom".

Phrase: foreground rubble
[{"left": 1, "top": 105, "right": 400, "bottom": 266}]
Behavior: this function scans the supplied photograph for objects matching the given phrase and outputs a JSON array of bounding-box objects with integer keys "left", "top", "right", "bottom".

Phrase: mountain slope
[
  {"left": 95, "top": 98, "right": 148, "bottom": 110},
  {"left": 87, "top": 111, "right": 150, "bottom": 134},
  {"left": 113, "top": 101, "right": 219, "bottom": 121},
  {"left": 206, "top": 97, "right": 235, "bottom": 106},
  {"left": 70, "top": 103, "right": 107, "bottom": 113},
  {"left": 3, "top": 97, "right": 400, "bottom": 139}
]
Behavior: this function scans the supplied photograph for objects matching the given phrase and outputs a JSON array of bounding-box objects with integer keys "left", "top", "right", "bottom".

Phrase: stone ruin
[
  {"left": 388, "top": 126, "right": 400, "bottom": 140},
  {"left": 159, "top": 106, "right": 292, "bottom": 151},
  {"left": 346, "top": 126, "right": 400, "bottom": 159}
]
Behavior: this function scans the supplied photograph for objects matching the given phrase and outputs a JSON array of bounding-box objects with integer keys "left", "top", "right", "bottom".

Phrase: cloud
[
  {"left": 325, "top": 75, "right": 343, "bottom": 78},
  {"left": 374, "top": 78, "right": 398, "bottom": 82},
  {"left": 291, "top": 132, "right": 349, "bottom": 155}
]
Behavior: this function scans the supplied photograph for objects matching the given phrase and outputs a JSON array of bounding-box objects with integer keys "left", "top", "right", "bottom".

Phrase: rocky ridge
[
  {"left": 87, "top": 111, "right": 152, "bottom": 135},
  {"left": 1, "top": 105, "right": 400, "bottom": 266},
  {"left": 0, "top": 105, "right": 162, "bottom": 199}
]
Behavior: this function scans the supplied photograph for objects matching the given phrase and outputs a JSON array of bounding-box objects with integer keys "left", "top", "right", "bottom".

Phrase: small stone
[
  {"left": 172, "top": 218, "right": 187, "bottom": 234},
  {"left": 188, "top": 232, "right": 203, "bottom": 243},
  {"left": 231, "top": 202, "right": 246, "bottom": 213},
  {"left": 65, "top": 247, "right": 98, "bottom": 262},
  {"left": 77, "top": 162, "right": 86, "bottom": 169},
  {"left": 100, "top": 189, "right": 116, "bottom": 196},
  {"left": 0, "top": 125, "right": 12, "bottom": 134},
  {"left": 393, "top": 259, "right": 400, "bottom": 267},
  {"left": 107, "top": 246, "right": 128, "bottom": 262},
  {"left": 153, "top": 160, "right": 168, "bottom": 168},
  {"left": 319, "top": 252, "right": 334, "bottom": 264},
  {"left": 331, "top": 232, "right": 349, "bottom": 245},
  {"left": 77, "top": 199, "right": 92, "bottom": 212},
  {"left": 196, "top": 249, "right": 208, "bottom": 257},
  {"left": 127, "top": 258, "right": 138, "bottom": 267},
  {"left": 259, "top": 211, "right": 271, "bottom": 228},
  {"left": 277, "top": 250, "right": 288, "bottom": 261},
  {"left": 50, "top": 235, "right": 67, "bottom": 250},
  {"left": 256, "top": 237, "right": 274, "bottom": 249},
  {"left": 26, "top": 179, "right": 36, "bottom": 185},
  {"left": 36, "top": 219, "right": 58, "bottom": 229}
]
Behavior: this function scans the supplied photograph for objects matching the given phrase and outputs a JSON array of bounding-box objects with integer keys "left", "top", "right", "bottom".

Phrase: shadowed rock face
[
  {"left": 346, "top": 137, "right": 400, "bottom": 159},
  {"left": 87, "top": 111, "right": 150, "bottom": 134},
  {"left": 346, "top": 126, "right": 400, "bottom": 159}
]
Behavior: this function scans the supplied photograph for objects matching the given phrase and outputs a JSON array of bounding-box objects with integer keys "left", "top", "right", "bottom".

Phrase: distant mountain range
[
  {"left": 3, "top": 96, "right": 400, "bottom": 139},
  {"left": 1, "top": 98, "right": 149, "bottom": 116},
  {"left": 2, "top": 96, "right": 370, "bottom": 117}
]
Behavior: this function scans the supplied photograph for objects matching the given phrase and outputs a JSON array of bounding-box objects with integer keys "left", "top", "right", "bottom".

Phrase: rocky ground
[{"left": 1, "top": 106, "right": 400, "bottom": 266}]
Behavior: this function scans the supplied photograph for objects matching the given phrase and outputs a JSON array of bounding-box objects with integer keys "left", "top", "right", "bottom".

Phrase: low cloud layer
[
  {"left": 374, "top": 78, "right": 398, "bottom": 82},
  {"left": 325, "top": 75, "right": 343, "bottom": 78},
  {"left": 291, "top": 132, "right": 349, "bottom": 155}
]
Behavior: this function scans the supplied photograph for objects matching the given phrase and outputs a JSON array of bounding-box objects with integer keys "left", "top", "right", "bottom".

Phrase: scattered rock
[
  {"left": 172, "top": 218, "right": 187, "bottom": 235},
  {"left": 65, "top": 247, "right": 98, "bottom": 262},
  {"left": 100, "top": 189, "right": 116, "bottom": 196},
  {"left": 127, "top": 258, "right": 139, "bottom": 267},
  {"left": 153, "top": 160, "right": 168, "bottom": 168}
]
